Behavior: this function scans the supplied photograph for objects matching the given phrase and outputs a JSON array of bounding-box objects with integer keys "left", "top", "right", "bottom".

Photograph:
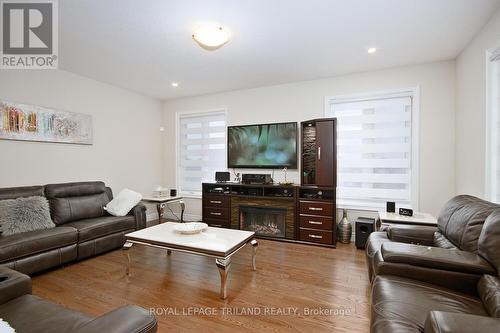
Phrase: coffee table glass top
[{"left": 125, "top": 222, "right": 255, "bottom": 257}]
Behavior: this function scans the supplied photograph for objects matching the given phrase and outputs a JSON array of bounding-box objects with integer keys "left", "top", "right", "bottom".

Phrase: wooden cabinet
[
  {"left": 299, "top": 228, "right": 333, "bottom": 245},
  {"left": 202, "top": 194, "right": 231, "bottom": 228},
  {"left": 299, "top": 214, "right": 333, "bottom": 230},
  {"left": 300, "top": 119, "right": 337, "bottom": 246},
  {"left": 298, "top": 193, "right": 336, "bottom": 246},
  {"left": 299, "top": 200, "right": 334, "bottom": 216},
  {"left": 301, "top": 119, "right": 337, "bottom": 187}
]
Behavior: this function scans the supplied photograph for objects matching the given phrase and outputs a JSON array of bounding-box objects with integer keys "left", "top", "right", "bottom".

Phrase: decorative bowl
[{"left": 174, "top": 222, "right": 208, "bottom": 234}]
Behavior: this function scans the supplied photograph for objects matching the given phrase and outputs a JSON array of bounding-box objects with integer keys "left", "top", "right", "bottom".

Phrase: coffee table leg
[
  {"left": 216, "top": 257, "right": 231, "bottom": 299},
  {"left": 123, "top": 242, "right": 133, "bottom": 276},
  {"left": 250, "top": 239, "right": 258, "bottom": 271}
]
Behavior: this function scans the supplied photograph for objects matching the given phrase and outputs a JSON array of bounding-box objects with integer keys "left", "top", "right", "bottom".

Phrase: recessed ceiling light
[
  {"left": 192, "top": 24, "right": 230, "bottom": 50},
  {"left": 367, "top": 47, "right": 377, "bottom": 54},
  {"left": 171, "top": 82, "right": 179, "bottom": 87}
]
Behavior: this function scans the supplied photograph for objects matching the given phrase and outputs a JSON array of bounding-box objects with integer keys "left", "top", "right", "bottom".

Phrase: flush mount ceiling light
[
  {"left": 171, "top": 82, "right": 179, "bottom": 87},
  {"left": 367, "top": 47, "right": 377, "bottom": 54},
  {"left": 192, "top": 24, "right": 230, "bottom": 50}
]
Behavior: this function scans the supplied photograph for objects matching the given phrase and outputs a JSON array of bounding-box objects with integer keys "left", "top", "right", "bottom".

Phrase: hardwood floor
[{"left": 32, "top": 240, "right": 371, "bottom": 332}]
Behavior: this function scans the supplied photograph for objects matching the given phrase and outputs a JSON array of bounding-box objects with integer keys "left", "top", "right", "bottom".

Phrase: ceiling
[{"left": 59, "top": 0, "right": 500, "bottom": 100}]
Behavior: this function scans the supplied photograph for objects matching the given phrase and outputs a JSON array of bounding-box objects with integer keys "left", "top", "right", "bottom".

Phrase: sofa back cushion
[
  {"left": 437, "top": 195, "right": 500, "bottom": 253},
  {"left": 478, "top": 275, "right": 500, "bottom": 318},
  {"left": 478, "top": 209, "right": 500, "bottom": 273},
  {"left": 45, "top": 182, "right": 110, "bottom": 225},
  {"left": 0, "top": 186, "right": 44, "bottom": 200}
]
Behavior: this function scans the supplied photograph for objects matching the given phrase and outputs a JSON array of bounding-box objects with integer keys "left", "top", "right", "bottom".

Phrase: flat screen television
[{"left": 227, "top": 122, "right": 297, "bottom": 169}]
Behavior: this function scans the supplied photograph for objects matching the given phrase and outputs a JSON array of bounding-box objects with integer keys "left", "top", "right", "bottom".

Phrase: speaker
[
  {"left": 355, "top": 217, "right": 375, "bottom": 249},
  {"left": 170, "top": 189, "right": 177, "bottom": 197},
  {"left": 215, "top": 171, "right": 230, "bottom": 183},
  {"left": 386, "top": 201, "right": 395, "bottom": 213}
]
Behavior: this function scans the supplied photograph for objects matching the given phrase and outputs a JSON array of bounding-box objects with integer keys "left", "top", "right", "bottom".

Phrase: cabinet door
[{"left": 315, "top": 120, "right": 335, "bottom": 186}]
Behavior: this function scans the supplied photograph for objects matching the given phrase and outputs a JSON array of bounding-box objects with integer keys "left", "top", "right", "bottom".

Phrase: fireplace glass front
[{"left": 239, "top": 205, "right": 287, "bottom": 238}]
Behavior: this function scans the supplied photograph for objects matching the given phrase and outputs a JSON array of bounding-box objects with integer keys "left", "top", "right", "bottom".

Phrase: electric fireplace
[{"left": 239, "top": 205, "right": 287, "bottom": 238}]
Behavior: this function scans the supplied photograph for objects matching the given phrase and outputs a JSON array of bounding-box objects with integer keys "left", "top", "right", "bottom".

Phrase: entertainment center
[{"left": 202, "top": 118, "right": 337, "bottom": 247}]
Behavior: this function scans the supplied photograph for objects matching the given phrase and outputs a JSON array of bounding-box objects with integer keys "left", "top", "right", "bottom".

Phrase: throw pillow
[
  {"left": 105, "top": 188, "right": 142, "bottom": 217},
  {"left": 0, "top": 196, "right": 55, "bottom": 236},
  {"left": 0, "top": 318, "right": 15, "bottom": 333}
]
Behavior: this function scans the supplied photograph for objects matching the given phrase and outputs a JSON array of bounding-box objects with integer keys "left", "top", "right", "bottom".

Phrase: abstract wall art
[{"left": 0, "top": 100, "right": 93, "bottom": 145}]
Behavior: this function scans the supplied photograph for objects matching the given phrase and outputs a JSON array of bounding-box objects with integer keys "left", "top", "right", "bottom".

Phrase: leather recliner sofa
[
  {"left": 0, "top": 181, "right": 146, "bottom": 274},
  {"left": 370, "top": 208, "right": 500, "bottom": 332},
  {"left": 0, "top": 266, "right": 157, "bottom": 333},
  {"left": 366, "top": 195, "right": 500, "bottom": 282}
]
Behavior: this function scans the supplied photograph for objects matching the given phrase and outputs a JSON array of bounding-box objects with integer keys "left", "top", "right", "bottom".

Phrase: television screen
[{"left": 228, "top": 122, "right": 297, "bottom": 169}]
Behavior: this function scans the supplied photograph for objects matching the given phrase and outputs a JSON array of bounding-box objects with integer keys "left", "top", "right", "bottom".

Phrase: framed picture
[{"left": 0, "top": 100, "right": 93, "bottom": 145}]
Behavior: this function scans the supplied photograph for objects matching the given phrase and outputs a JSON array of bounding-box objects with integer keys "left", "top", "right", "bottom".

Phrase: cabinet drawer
[
  {"left": 203, "top": 207, "right": 229, "bottom": 220},
  {"left": 204, "top": 218, "right": 230, "bottom": 228},
  {"left": 203, "top": 195, "right": 230, "bottom": 208},
  {"left": 299, "top": 215, "right": 333, "bottom": 230},
  {"left": 299, "top": 228, "right": 333, "bottom": 245},
  {"left": 299, "top": 201, "right": 333, "bottom": 216}
]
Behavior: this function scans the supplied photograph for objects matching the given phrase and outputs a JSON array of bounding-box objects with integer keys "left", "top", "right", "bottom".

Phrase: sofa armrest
[
  {"left": 425, "top": 311, "right": 500, "bottom": 333},
  {"left": 381, "top": 242, "right": 496, "bottom": 275},
  {"left": 373, "top": 250, "right": 482, "bottom": 295},
  {"left": 74, "top": 305, "right": 157, "bottom": 333},
  {"left": 128, "top": 203, "right": 147, "bottom": 230},
  {"left": 0, "top": 267, "right": 32, "bottom": 304},
  {"left": 386, "top": 225, "right": 437, "bottom": 246}
]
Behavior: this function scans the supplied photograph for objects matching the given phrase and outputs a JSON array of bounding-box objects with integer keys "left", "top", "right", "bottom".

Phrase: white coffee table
[{"left": 123, "top": 222, "right": 257, "bottom": 299}]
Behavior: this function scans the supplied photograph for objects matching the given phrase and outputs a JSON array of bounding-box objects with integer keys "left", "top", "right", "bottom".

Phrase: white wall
[
  {"left": 456, "top": 9, "right": 500, "bottom": 197},
  {"left": 0, "top": 70, "right": 163, "bottom": 218},
  {"left": 163, "top": 61, "right": 456, "bottom": 219}
]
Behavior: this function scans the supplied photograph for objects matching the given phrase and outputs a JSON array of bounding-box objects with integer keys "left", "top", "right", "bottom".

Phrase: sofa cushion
[
  {"left": 371, "top": 275, "right": 487, "bottom": 333},
  {"left": 105, "top": 189, "right": 142, "bottom": 217},
  {"left": 0, "top": 227, "right": 77, "bottom": 263},
  {"left": 45, "top": 182, "right": 110, "bottom": 225},
  {"left": 65, "top": 216, "right": 135, "bottom": 243},
  {"left": 437, "top": 195, "right": 499, "bottom": 253},
  {"left": 0, "top": 196, "right": 55, "bottom": 236},
  {"left": 0, "top": 295, "right": 90, "bottom": 333},
  {"left": 478, "top": 275, "right": 500, "bottom": 318}
]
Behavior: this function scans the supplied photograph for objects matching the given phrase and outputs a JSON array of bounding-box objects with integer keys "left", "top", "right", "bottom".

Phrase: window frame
[
  {"left": 175, "top": 108, "right": 228, "bottom": 198},
  {"left": 485, "top": 46, "right": 500, "bottom": 202},
  {"left": 324, "top": 87, "right": 420, "bottom": 211}
]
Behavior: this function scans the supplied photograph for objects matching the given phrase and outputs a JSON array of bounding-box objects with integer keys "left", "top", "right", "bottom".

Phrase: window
[
  {"left": 177, "top": 110, "right": 226, "bottom": 196},
  {"left": 325, "top": 89, "right": 418, "bottom": 210},
  {"left": 486, "top": 48, "right": 500, "bottom": 202}
]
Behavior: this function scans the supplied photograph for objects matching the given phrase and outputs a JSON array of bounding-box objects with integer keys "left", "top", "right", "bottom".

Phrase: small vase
[{"left": 338, "top": 209, "right": 352, "bottom": 244}]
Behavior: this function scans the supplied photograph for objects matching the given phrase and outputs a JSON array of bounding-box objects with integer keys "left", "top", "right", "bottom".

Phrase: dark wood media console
[{"left": 202, "top": 182, "right": 336, "bottom": 247}]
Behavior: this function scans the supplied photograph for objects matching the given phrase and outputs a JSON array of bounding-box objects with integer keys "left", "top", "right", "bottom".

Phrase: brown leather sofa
[
  {"left": 0, "top": 181, "right": 146, "bottom": 274},
  {"left": 366, "top": 195, "right": 500, "bottom": 281},
  {"left": 370, "top": 204, "right": 500, "bottom": 332},
  {"left": 0, "top": 266, "right": 157, "bottom": 333}
]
